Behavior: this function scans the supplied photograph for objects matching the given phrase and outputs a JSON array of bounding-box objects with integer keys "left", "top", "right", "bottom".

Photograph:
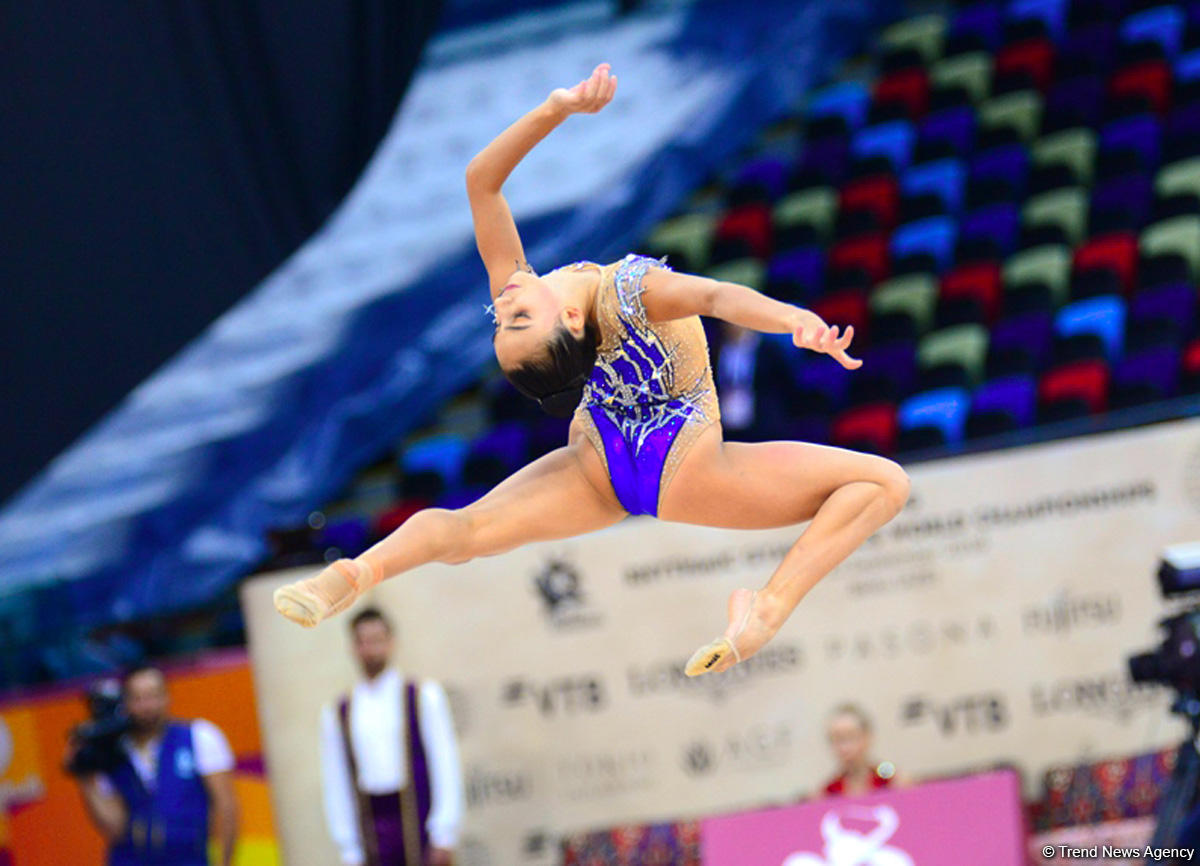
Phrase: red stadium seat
[
  {"left": 1073, "top": 232, "right": 1138, "bottom": 293},
  {"left": 941, "top": 262, "right": 1002, "bottom": 322},
  {"left": 716, "top": 204, "right": 773, "bottom": 259},
  {"left": 873, "top": 68, "right": 930, "bottom": 120},
  {"left": 373, "top": 498, "right": 430, "bottom": 538},
  {"left": 840, "top": 175, "right": 897, "bottom": 227},
  {"left": 832, "top": 402, "right": 898, "bottom": 454},
  {"left": 812, "top": 289, "right": 869, "bottom": 337},
  {"left": 1039, "top": 359, "right": 1111, "bottom": 414},
  {"left": 995, "top": 38, "right": 1055, "bottom": 91},
  {"left": 1110, "top": 61, "right": 1172, "bottom": 116},
  {"left": 1184, "top": 339, "right": 1200, "bottom": 374},
  {"left": 840, "top": 175, "right": 899, "bottom": 228},
  {"left": 830, "top": 233, "right": 890, "bottom": 284}
]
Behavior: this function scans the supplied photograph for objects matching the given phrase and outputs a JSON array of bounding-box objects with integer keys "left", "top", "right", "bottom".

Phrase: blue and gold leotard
[{"left": 561, "top": 253, "right": 721, "bottom": 516}]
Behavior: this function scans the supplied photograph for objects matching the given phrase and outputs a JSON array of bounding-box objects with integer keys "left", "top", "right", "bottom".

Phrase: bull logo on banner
[{"left": 782, "top": 805, "right": 914, "bottom": 866}]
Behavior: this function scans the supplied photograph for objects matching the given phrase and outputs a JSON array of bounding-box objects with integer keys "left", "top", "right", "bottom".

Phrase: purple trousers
[{"left": 368, "top": 792, "right": 416, "bottom": 866}]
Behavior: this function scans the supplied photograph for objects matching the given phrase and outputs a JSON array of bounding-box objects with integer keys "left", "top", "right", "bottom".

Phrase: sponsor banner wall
[
  {"left": 0, "top": 650, "right": 280, "bottom": 865},
  {"left": 242, "top": 418, "right": 1200, "bottom": 866}
]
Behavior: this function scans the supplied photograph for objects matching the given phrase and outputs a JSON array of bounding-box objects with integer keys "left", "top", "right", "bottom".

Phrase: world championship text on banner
[
  {"left": 701, "top": 770, "right": 1026, "bottom": 866},
  {"left": 241, "top": 417, "right": 1200, "bottom": 866}
]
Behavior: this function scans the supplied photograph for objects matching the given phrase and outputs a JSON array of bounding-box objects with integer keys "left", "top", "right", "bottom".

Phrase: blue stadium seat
[
  {"left": 970, "top": 144, "right": 1029, "bottom": 195},
  {"left": 891, "top": 216, "right": 958, "bottom": 272},
  {"left": 809, "top": 81, "right": 870, "bottom": 129},
  {"left": 971, "top": 375, "right": 1037, "bottom": 427},
  {"left": 962, "top": 203, "right": 1020, "bottom": 255},
  {"left": 1099, "top": 115, "right": 1161, "bottom": 173},
  {"left": 898, "top": 387, "right": 971, "bottom": 444},
  {"left": 1120, "top": 6, "right": 1184, "bottom": 59},
  {"left": 401, "top": 434, "right": 469, "bottom": 487},
  {"left": 950, "top": 3, "right": 1004, "bottom": 50},
  {"left": 902, "top": 158, "right": 966, "bottom": 214},
  {"left": 852, "top": 121, "right": 916, "bottom": 171},
  {"left": 1054, "top": 296, "right": 1127, "bottom": 362},
  {"left": 1007, "top": 0, "right": 1068, "bottom": 43},
  {"left": 920, "top": 107, "right": 976, "bottom": 155},
  {"left": 1175, "top": 47, "right": 1200, "bottom": 83}
]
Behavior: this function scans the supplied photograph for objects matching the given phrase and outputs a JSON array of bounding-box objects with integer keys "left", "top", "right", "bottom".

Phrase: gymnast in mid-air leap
[{"left": 274, "top": 63, "right": 910, "bottom": 676}]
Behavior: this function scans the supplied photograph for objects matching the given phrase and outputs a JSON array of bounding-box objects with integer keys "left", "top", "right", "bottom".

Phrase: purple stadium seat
[
  {"left": 1090, "top": 174, "right": 1153, "bottom": 229},
  {"left": 768, "top": 247, "right": 824, "bottom": 292},
  {"left": 737, "top": 157, "right": 789, "bottom": 201},
  {"left": 1130, "top": 282, "right": 1196, "bottom": 327},
  {"left": 990, "top": 311, "right": 1055, "bottom": 367},
  {"left": 1099, "top": 115, "right": 1162, "bottom": 172},
  {"left": 1045, "top": 75, "right": 1105, "bottom": 130},
  {"left": 1060, "top": 23, "right": 1117, "bottom": 73},
  {"left": 971, "top": 375, "right": 1037, "bottom": 427},
  {"left": 861, "top": 342, "right": 918, "bottom": 394},
  {"left": 920, "top": 107, "right": 977, "bottom": 155},
  {"left": 794, "top": 358, "right": 852, "bottom": 406},
  {"left": 950, "top": 3, "right": 1005, "bottom": 50},
  {"left": 971, "top": 144, "right": 1030, "bottom": 195},
  {"left": 797, "top": 138, "right": 850, "bottom": 186},
  {"left": 961, "top": 203, "right": 1021, "bottom": 255},
  {"left": 1114, "top": 345, "right": 1180, "bottom": 396},
  {"left": 470, "top": 421, "right": 530, "bottom": 472}
]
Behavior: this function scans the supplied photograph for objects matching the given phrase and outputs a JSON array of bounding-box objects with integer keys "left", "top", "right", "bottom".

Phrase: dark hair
[
  {"left": 504, "top": 321, "right": 600, "bottom": 418},
  {"left": 350, "top": 606, "right": 393, "bottom": 635},
  {"left": 121, "top": 664, "right": 165, "bottom": 690}
]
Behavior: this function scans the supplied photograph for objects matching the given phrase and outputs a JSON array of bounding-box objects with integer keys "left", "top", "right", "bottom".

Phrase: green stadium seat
[
  {"left": 869, "top": 273, "right": 938, "bottom": 334},
  {"left": 1140, "top": 215, "right": 1200, "bottom": 279},
  {"left": 706, "top": 257, "right": 766, "bottom": 290},
  {"left": 880, "top": 14, "right": 946, "bottom": 64},
  {"left": 979, "top": 90, "right": 1043, "bottom": 143},
  {"left": 646, "top": 213, "right": 716, "bottom": 272},
  {"left": 930, "top": 52, "right": 992, "bottom": 103},
  {"left": 1155, "top": 156, "right": 1200, "bottom": 200},
  {"left": 1023, "top": 187, "right": 1088, "bottom": 245},
  {"left": 773, "top": 187, "right": 837, "bottom": 239},
  {"left": 917, "top": 323, "right": 989, "bottom": 383},
  {"left": 1004, "top": 244, "right": 1071, "bottom": 307},
  {"left": 1032, "top": 128, "right": 1096, "bottom": 185}
]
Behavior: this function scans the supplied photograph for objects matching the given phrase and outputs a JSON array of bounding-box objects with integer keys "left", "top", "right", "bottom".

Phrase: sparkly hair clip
[{"left": 483, "top": 301, "right": 498, "bottom": 324}]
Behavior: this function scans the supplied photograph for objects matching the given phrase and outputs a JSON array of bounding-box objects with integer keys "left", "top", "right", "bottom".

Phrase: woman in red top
[{"left": 822, "top": 704, "right": 911, "bottom": 797}]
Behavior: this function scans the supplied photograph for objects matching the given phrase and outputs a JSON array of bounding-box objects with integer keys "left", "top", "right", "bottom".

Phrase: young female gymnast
[{"left": 274, "top": 63, "right": 910, "bottom": 676}]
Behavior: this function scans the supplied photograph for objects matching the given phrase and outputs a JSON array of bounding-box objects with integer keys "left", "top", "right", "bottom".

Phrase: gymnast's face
[
  {"left": 827, "top": 712, "right": 871, "bottom": 770},
  {"left": 492, "top": 268, "right": 583, "bottom": 370}
]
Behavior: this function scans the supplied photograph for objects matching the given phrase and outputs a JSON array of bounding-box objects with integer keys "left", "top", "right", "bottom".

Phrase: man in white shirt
[
  {"left": 320, "top": 606, "right": 464, "bottom": 866},
  {"left": 67, "top": 665, "right": 239, "bottom": 866}
]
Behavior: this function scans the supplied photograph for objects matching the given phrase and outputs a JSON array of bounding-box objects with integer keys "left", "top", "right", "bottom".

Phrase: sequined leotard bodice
[{"left": 564, "top": 253, "right": 720, "bottom": 516}]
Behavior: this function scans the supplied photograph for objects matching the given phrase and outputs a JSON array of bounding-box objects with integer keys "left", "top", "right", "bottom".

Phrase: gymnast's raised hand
[{"left": 274, "top": 63, "right": 909, "bottom": 677}]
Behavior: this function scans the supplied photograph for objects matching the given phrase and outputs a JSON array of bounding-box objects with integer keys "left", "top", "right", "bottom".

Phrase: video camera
[
  {"left": 65, "top": 677, "right": 132, "bottom": 777},
  {"left": 1128, "top": 544, "right": 1200, "bottom": 693}
]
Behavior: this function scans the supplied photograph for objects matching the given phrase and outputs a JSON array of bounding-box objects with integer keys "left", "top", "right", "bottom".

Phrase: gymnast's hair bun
[{"left": 537, "top": 386, "right": 585, "bottom": 418}]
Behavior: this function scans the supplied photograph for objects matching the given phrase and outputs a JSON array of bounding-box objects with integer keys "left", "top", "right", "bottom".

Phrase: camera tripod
[{"left": 1147, "top": 693, "right": 1200, "bottom": 861}]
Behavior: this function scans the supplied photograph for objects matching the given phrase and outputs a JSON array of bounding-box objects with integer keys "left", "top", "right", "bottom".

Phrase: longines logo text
[
  {"left": 1031, "top": 673, "right": 1162, "bottom": 722},
  {"left": 627, "top": 642, "right": 803, "bottom": 704},
  {"left": 901, "top": 693, "right": 1009, "bottom": 736},
  {"left": 1022, "top": 591, "right": 1122, "bottom": 636},
  {"left": 555, "top": 749, "right": 656, "bottom": 799},
  {"left": 823, "top": 616, "right": 996, "bottom": 662},
  {"left": 465, "top": 765, "right": 534, "bottom": 808},
  {"left": 533, "top": 558, "right": 603, "bottom": 630},
  {"left": 681, "top": 723, "right": 793, "bottom": 776},
  {"left": 501, "top": 675, "right": 607, "bottom": 716}
]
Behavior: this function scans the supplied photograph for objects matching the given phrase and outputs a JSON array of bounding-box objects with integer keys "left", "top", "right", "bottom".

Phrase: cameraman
[{"left": 66, "top": 665, "right": 239, "bottom": 866}]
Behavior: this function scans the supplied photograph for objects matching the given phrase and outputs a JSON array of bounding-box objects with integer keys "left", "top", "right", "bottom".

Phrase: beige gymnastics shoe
[{"left": 273, "top": 558, "right": 366, "bottom": 628}]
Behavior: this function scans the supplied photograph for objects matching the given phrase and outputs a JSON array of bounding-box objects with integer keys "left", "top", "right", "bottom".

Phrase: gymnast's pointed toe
[
  {"left": 685, "top": 637, "right": 736, "bottom": 677},
  {"left": 272, "top": 558, "right": 364, "bottom": 628}
]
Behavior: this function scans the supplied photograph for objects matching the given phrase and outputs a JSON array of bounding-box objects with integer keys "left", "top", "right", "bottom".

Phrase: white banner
[{"left": 242, "top": 417, "right": 1200, "bottom": 866}]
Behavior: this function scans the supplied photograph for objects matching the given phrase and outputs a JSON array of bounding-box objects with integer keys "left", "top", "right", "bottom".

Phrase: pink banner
[{"left": 702, "top": 770, "right": 1028, "bottom": 866}]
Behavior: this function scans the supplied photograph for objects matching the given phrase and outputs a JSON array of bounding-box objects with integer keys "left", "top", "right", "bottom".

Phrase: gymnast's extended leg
[
  {"left": 274, "top": 442, "right": 627, "bottom": 626},
  {"left": 660, "top": 426, "right": 911, "bottom": 674}
]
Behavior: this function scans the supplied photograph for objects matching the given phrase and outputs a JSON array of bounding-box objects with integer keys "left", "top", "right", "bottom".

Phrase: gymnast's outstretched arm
[
  {"left": 467, "top": 63, "right": 617, "bottom": 295},
  {"left": 639, "top": 268, "right": 863, "bottom": 369}
]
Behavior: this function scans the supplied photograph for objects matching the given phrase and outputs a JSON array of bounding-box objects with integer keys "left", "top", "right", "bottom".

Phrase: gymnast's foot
[
  {"left": 273, "top": 558, "right": 375, "bottom": 628},
  {"left": 684, "top": 588, "right": 783, "bottom": 676}
]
